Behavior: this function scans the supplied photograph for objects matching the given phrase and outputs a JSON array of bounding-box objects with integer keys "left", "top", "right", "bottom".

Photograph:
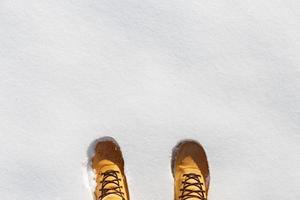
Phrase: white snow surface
[{"left": 0, "top": 0, "right": 300, "bottom": 200}]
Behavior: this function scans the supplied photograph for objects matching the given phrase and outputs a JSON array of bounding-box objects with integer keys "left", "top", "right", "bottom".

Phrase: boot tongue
[
  {"left": 182, "top": 179, "right": 201, "bottom": 197},
  {"left": 102, "top": 194, "right": 123, "bottom": 200},
  {"left": 101, "top": 164, "right": 119, "bottom": 172},
  {"left": 98, "top": 164, "right": 123, "bottom": 200},
  {"left": 180, "top": 172, "right": 206, "bottom": 200}
]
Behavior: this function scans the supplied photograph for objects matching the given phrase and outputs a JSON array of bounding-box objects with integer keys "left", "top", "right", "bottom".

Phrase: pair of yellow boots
[{"left": 92, "top": 138, "right": 209, "bottom": 200}]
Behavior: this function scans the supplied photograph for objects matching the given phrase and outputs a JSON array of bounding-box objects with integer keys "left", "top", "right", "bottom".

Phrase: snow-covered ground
[{"left": 0, "top": 1, "right": 299, "bottom": 200}]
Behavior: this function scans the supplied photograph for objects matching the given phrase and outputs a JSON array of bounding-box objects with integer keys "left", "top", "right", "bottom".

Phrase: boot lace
[
  {"left": 99, "top": 170, "right": 125, "bottom": 200},
  {"left": 179, "top": 173, "right": 206, "bottom": 200}
]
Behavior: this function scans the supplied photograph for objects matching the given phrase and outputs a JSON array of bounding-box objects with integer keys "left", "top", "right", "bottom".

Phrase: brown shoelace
[
  {"left": 99, "top": 170, "right": 125, "bottom": 200},
  {"left": 179, "top": 173, "right": 206, "bottom": 200}
]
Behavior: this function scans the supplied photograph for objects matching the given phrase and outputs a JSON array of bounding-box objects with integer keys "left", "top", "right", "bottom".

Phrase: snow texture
[{"left": 0, "top": 0, "right": 299, "bottom": 200}]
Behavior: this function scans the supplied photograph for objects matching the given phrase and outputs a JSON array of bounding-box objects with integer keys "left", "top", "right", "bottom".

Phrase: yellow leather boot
[
  {"left": 92, "top": 138, "right": 129, "bottom": 200},
  {"left": 172, "top": 140, "right": 210, "bottom": 200}
]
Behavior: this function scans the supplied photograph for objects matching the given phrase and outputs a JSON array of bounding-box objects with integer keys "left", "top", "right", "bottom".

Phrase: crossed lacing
[
  {"left": 99, "top": 170, "right": 125, "bottom": 200},
  {"left": 179, "top": 173, "right": 206, "bottom": 200}
]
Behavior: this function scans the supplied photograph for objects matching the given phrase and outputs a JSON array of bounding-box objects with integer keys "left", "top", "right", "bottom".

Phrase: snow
[{"left": 0, "top": 0, "right": 299, "bottom": 200}]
